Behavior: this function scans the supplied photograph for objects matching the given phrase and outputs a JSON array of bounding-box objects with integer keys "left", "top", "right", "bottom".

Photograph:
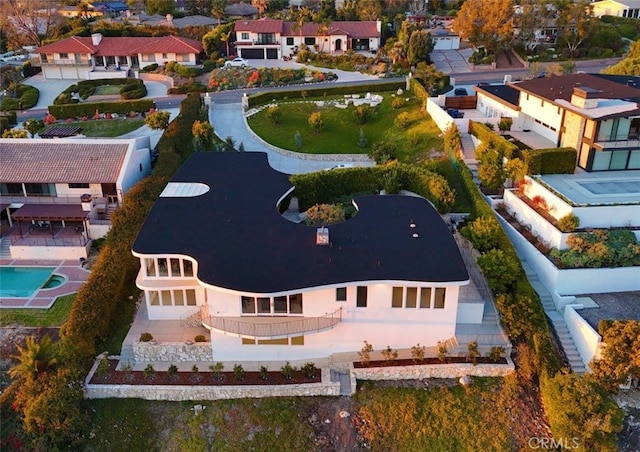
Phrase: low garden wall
[
  {"left": 564, "top": 304, "right": 600, "bottom": 369},
  {"left": 352, "top": 360, "right": 515, "bottom": 380},
  {"left": 139, "top": 73, "right": 175, "bottom": 88},
  {"left": 84, "top": 364, "right": 340, "bottom": 401},
  {"left": 133, "top": 341, "right": 215, "bottom": 362}
]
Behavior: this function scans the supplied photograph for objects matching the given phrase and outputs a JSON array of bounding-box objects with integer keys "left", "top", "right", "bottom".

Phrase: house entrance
[{"left": 335, "top": 39, "right": 342, "bottom": 51}]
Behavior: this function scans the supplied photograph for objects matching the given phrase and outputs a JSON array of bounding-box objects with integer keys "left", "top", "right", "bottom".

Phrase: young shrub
[
  {"left": 167, "top": 363, "right": 178, "bottom": 380},
  {"left": 143, "top": 364, "right": 156, "bottom": 379},
  {"left": 139, "top": 332, "right": 153, "bottom": 342},
  {"left": 392, "top": 97, "right": 405, "bottom": 109},
  {"left": 191, "top": 364, "right": 200, "bottom": 381},
  {"left": 96, "top": 356, "right": 109, "bottom": 376},
  {"left": 120, "top": 361, "right": 133, "bottom": 372},
  {"left": 488, "top": 346, "right": 506, "bottom": 363},
  {"left": 381, "top": 346, "right": 398, "bottom": 364},
  {"left": 144, "top": 110, "right": 170, "bottom": 130},
  {"left": 194, "top": 335, "right": 207, "bottom": 343},
  {"left": 209, "top": 362, "right": 225, "bottom": 382},
  {"left": 556, "top": 213, "right": 580, "bottom": 233},
  {"left": 302, "top": 362, "right": 317, "bottom": 379},
  {"left": 467, "top": 341, "right": 480, "bottom": 365},
  {"left": 443, "top": 123, "right": 462, "bottom": 158},
  {"left": 411, "top": 343, "right": 426, "bottom": 363},
  {"left": 461, "top": 215, "right": 502, "bottom": 253},
  {"left": 308, "top": 111, "right": 323, "bottom": 134},
  {"left": 359, "top": 341, "right": 374, "bottom": 366},
  {"left": 294, "top": 130, "right": 303, "bottom": 150},
  {"left": 233, "top": 363, "right": 245, "bottom": 381},
  {"left": 192, "top": 365, "right": 199, "bottom": 374},
  {"left": 224, "top": 136, "right": 236, "bottom": 151},
  {"left": 394, "top": 111, "right": 411, "bottom": 129},
  {"left": 259, "top": 365, "right": 269, "bottom": 380},
  {"left": 353, "top": 104, "right": 370, "bottom": 125},
  {"left": 358, "top": 128, "right": 368, "bottom": 148},
  {"left": 266, "top": 105, "right": 281, "bottom": 124},
  {"left": 437, "top": 341, "right": 448, "bottom": 362},
  {"left": 498, "top": 117, "right": 513, "bottom": 134},
  {"left": 369, "top": 141, "right": 397, "bottom": 164},
  {"left": 381, "top": 167, "right": 402, "bottom": 194},
  {"left": 281, "top": 361, "right": 295, "bottom": 380}
]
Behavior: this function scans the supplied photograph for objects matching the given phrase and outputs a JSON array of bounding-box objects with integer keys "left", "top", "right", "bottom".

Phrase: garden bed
[
  {"left": 89, "top": 359, "right": 322, "bottom": 386},
  {"left": 353, "top": 356, "right": 508, "bottom": 368}
]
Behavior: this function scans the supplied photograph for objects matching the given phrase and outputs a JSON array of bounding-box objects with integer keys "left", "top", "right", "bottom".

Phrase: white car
[
  {"left": 323, "top": 164, "right": 355, "bottom": 171},
  {"left": 224, "top": 57, "right": 249, "bottom": 68}
]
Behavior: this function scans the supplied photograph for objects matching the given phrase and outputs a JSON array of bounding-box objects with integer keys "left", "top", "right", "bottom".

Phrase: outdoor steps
[
  {"left": 0, "top": 238, "right": 10, "bottom": 259},
  {"left": 104, "top": 204, "right": 118, "bottom": 221},
  {"left": 117, "top": 344, "right": 135, "bottom": 369}
]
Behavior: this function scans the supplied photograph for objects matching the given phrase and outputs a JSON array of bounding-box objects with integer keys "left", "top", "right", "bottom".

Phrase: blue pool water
[{"left": 0, "top": 267, "right": 56, "bottom": 298}]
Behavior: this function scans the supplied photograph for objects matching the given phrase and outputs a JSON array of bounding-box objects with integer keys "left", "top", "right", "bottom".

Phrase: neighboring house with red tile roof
[
  {"left": 36, "top": 33, "right": 203, "bottom": 80},
  {"left": 0, "top": 137, "right": 151, "bottom": 259},
  {"left": 234, "top": 19, "right": 381, "bottom": 59}
]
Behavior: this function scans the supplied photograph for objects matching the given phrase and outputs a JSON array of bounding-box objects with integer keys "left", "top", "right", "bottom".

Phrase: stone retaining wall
[
  {"left": 134, "top": 341, "right": 214, "bottom": 362},
  {"left": 352, "top": 360, "right": 515, "bottom": 380},
  {"left": 84, "top": 367, "right": 340, "bottom": 401}
]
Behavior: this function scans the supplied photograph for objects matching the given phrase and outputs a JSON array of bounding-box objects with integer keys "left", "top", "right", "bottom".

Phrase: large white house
[
  {"left": 0, "top": 137, "right": 151, "bottom": 259},
  {"left": 35, "top": 33, "right": 203, "bottom": 80},
  {"left": 131, "top": 152, "right": 492, "bottom": 362},
  {"left": 590, "top": 0, "right": 640, "bottom": 18}
]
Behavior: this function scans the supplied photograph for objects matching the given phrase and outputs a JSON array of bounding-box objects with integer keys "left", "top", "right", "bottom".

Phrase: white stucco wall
[
  {"left": 518, "top": 92, "right": 562, "bottom": 142},
  {"left": 117, "top": 137, "right": 152, "bottom": 198},
  {"left": 10, "top": 243, "right": 89, "bottom": 259},
  {"left": 564, "top": 305, "right": 601, "bottom": 370},
  {"left": 475, "top": 93, "right": 522, "bottom": 129}
]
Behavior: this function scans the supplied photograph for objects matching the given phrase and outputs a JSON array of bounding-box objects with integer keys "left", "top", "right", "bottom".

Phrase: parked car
[
  {"left": 224, "top": 57, "right": 249, "bottom": 68},
  {"left": 323, "top": 164, "right": 355, "bottom": 171},
  {"left": 447, "top": 108, "right": 464, "bottom": 119},
  {"left": 454, "top": 88, "right": 468, "bottom": 96}
]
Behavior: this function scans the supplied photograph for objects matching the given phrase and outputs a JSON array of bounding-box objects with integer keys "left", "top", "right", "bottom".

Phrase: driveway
[
  {"left": 242, "top": 58, "right": 381, "bottom": 83},
  {"left": 209, "top": 103, "right": 374, "bottom": 174},
  {"left": 431, "top": 49, "right": 475, "bottom": 74}
]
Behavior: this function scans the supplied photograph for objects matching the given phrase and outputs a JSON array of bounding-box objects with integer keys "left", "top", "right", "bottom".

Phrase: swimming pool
[{"left": 0, "top": 266, "right": 56, "bottom": 298}]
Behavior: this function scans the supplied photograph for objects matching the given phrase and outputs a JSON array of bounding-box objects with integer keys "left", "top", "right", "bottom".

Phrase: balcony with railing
[
  {"left": 253, "top": 40, "right": 280, "bottom": 46},
  {"left": 201, "top": 307, "right": 342, "bottom": 339},
  {"left": 7, "top": 223, "right": 89, "bottom": 247},
  {"left": 594, "top": 132, "right": 640, "bottom": 150},
  {"left": 41, "top": 59, "right": 91, "bottom": 66}
]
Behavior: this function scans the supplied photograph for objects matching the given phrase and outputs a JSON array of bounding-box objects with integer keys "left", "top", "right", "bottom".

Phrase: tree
[
  {"left": 22, "top": 118, "right": 44, "bottom": 137},
  {"left": 408, "top": 30, "right": 433, "bottom": 66},
  {"left": 476, "top": 249, "right": 520, "bottom": 294},
  {"left": 192, "top": 120, "right": 215, "bottom": 151},
  {"left": 515, "top": 0, "right": 556, "bottom": 53},
  {"left": 146, "top": 0, "right": 176, "bottom": 15},
  {"left": 144, "top": 110, "right": 171, "bottom": 130},
  {"left": 202, "top": 22, "right": 234, "bottom": 57},
  {"left": 4, "top": 0, "right": 62, "bottom": 47},
  {"left": 308, "top": 111, "right": 323, "bottom": 133},
  {"left": 602, "top": 40, "right": 640, "bottom": 76},
  {"left": 292, "top": 7, "right": 313, "bottom": 43},
  {"left": 2, "top": 128, "right": 29, "bottom": 138},
  {"left": 555, "top": 0, "right": 595, "bottom": 57},
  {"left": 540, "top": 373, "right": 623, "bottom": 451},
  {"left": 358, "top": 0, "right": 382, "bottom": 21},
  {"left": 8, "top": 335, "right": 57, "bottom": 382},
  {"left": 211, "top": 0, "right": 226, "bottom": 27},
  {"left": 452, "top": 0, "right": 514, "bottom": 55},
  {"left": 590, "top": 320, "right": 640, "bottom": 390},
  {"left": 315, "top": 18, "right": 332, "bottom": 53},
  {"left": 252, "top": 0, "right": 269, "bottom": 16},
  {"left": 443, "top": 122, "right": 461, "bottom": 159},
  {"left": 305, "top": 203, "right": 345, "bottom": 226},
  {"left": 187, "top": 0, "right": 212, "bottom": 15},
  {"left": 336, "top": 0, "right": 358, "bottom": 20}
]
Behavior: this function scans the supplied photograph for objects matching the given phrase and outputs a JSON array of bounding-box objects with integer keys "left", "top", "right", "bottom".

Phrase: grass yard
[
  {"left": 247, "top": 93, "right": 443, "bottom": 163},
  {"left": 0, "top": 294, "right": 74, "bottom": 327},
  {"left": 42, "top": 119, "right": 144, "bottom": 137},
  {"left": 93, "top": 85, "right": 122, "bottom": 96}
]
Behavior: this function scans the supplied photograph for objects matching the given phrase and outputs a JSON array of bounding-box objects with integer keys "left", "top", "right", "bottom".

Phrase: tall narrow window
[
  {"left": 185, "top": 289, "right": 196, "bottom": 306},
  {"left": 289, "top": 294, "right": 303, "bottom": 314},
  {"left": 420, "top": 288, "right": 431, "bottom": 308},
  {"left": 258, "top": 297, "right": 271, "bottom": 314},
  {"left": 170, "top": 258, "right": 181, "bottom": 277},
  {"left": 241, "top": 296, "right": 256, "bottom": 314},
  {"left": 183, "top": 260, "right": 194, "bottom": 277},
  {"left": 406, "top": 287, "right": 417, "bottom": 308},
  {"left": 391, "top": 287, "right": 403, "bottom": 308},
  {"left": 357, "top": 286, "right": 368, "bottom": 307},
  {"left": 146, "top": 258, "right": 156, "bottom": 277},
  {"left": 434, "top": 288, "right": 446, "bottom": 309},
  {"left": 274, "top": 296, "right": 287, "bottom": 314},
  {"left": 157, "top": 258, "right": 168, "bottom": 276}
]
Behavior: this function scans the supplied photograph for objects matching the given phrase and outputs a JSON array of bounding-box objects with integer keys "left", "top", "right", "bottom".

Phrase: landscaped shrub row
[
  {"left": 165, "top": 61, "right": 204, "bottom": 77},
  {"left": 119, "top": 83, "right": 147, "bottom": 100},
  {"left": 549, "top": 229, "right": 640, "bottom": 268},
  {"left": 0, "top": 84, "right": 39, "bottom": 110},
  {"left": 48, "top": 99, "right": 154, "bottom": 118},
  {"left": 520, "top": 147, "right": 577, "bottom": 175},
  {"left": 469, "top": 120, "right": 519, "bottom": 158},
  {"left": 0, "top": 111, "right": 17, "bottom": 132},
  {"left": 78, "top": 78, "right": 143, "bottom": 87},
  {"left": 55, "top": 79, "right": 146, "bottom": 104},
  {"left": 167, "top": 82, "right": 208, "bottom": 94},
  {"left": 248, "top": 81, "right": 404, "bottom": 108},
  {"left": 140, "top": 63, "right": 159, "bottom": 72},
  {"left": 290, "top": 162, "right": 455, "bottom": 215},
  {"left": 296, "top": 50, "right": 375, "bottom": 72}
]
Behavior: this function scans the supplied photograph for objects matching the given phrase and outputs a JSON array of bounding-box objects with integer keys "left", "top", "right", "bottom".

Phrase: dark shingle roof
[
  {"left": 133, "top": 152, "right": 469, "bottom": 294},
  {"left": 474, "top": 84, "right": 520, "bottom": 110}
]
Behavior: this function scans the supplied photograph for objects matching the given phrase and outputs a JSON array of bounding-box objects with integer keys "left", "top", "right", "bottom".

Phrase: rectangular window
[
  {"left": 304, "top": 37, "right": 316, "bottom": 46},
  {"left": 258, "top": 337, "right": 288, "bottom": 345},
  {"left": 186, "top": 289, "right": 196, "bottom": 306},
  {"left": 241, "top": 296, "right": 256, "bottom": 314},
  {"left": 161, "top": 290, "right": 172, "bottom": 306},
  {"left": 286, "top": 37, "right": 294, "bottom": 45},
  {"left": 68, "top": 183, "right": 90, "bottom": 189},
  {"left": 170, "top": 258, "right": 181, "bottom": 277},
  {"left": 406, "top": 287, "right": 417, "bottom": 308},
  {"left": 391, "top": 287, "right": 403, "bottom": 308},
  {"left": 291, "top": 335, "right": 304, "bottom": 345},
  {"left": 162, "top": 53, "right": 168, "bottom": 59},
  {"left": 241, "top": 32, "right": 249, "bottom": 40},
  {"left": 59, "top": 52, "right": 68, "bottom": 59},
  {"left": 41, "top": 54, "right": 48, "bottom": 63},
  {"left": 242, "top": 337, "right": 256, "bottom": 344},
  {"left": 336, "top": 287, "right": 347, "bottom": 301},
  {"left": 257, "top": 33, "right": 276, "bottom": 44},
  {"left": 357, "top": 286, "right": 368, "bottom": 307},
  {"left": 289, "top": 294, "right": 303, "bottom": 314},
  {"left": 258, "top": 297, "right": 271, "bottom": 314},
  {"left": 183, "top": 260, "right": 194, "bottom": 277},
  {"left": 434, "top": 288, "right": 446, "bottom": 309},
  {"left": 420, "top": 288, "right": 431, "bottom": 308},
  {"left": 145, "top": 258, "right": 156, "bottom": 277},
  {"left": 157, "top": 258, "right": 168, "bottom": 276},
  {"left": 274, "top": 296, "right": 287, "bottom": 314},
  {"left": 174, "top": 290, "right": 185, "bottom": 306},
  {"left": 142, "top": 54, "right": 155, "bottom": 62},
  {"left": 149, "top": 291, "right": 159, "bottom": 305}
]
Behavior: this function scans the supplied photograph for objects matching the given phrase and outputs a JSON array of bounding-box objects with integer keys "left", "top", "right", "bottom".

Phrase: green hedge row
[
  {"left": 119, "top": 83, "right": 147, "bottom": 99},
  {"left": 167, "top": 82, "right": 208, "bottom": 94},
  {"left": 469, "top": 120, "right": 519, "bottom": 158},
  {"left": 48, "top": 99, "right": 153, "bottom": 118},
  {"left": 520, "top": 147, "right": 577, "bottom": 175},
  {"left": 0, "top": 110, "right": 17, "bottom": 129},
  {"left": 140, "top": 63, "right": 158, "bottom": 72},
  {"left": 290, "top": 162, "right": 455, "bottom": 214},
  {"left": 248, "top": 81, "right": 405, "bottom": 108},
  {"left": 0, "top": 84, "right": 39, "bottom": 110},
  {"left": 409, "top": 77, "right": 428, "bottom": 109},
  {"left": 77, "top": 78, "right": 142, "bottom": 87}
]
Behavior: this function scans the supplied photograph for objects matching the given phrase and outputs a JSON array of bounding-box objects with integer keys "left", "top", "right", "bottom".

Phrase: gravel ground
[{"left": 575, "top": 291, "right": 640, "bottom": 330}]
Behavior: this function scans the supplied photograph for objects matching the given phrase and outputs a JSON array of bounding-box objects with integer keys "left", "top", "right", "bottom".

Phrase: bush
[
  {"left": 233, "top": 364, "right": 245, "bottom": 380},
  {"left": 488, "top": 346, "right": 505, "bottom": 362},
  {"left": 411, "top": 343, "right": 426, "bottom": 362},
  {"left": 477, "top": 249, "right": 520, "bottom": 295},
  {"left": 139, "top": 332, "right": 153, "bottom": 342},
  {"left": 394, "top": 111, "right": 411, "bottom": 129},
  {"left": 48, "top": 99, "right": 153, "bottom": 119},
  {"left": 353, "top": 105, "right": 370, "bottom": 125},
  {"left": 550, "top": 229, "right": 640, "bottom": 268},
  {"left": 556, "top": 213, "right": 579, "bottom": 232},
  {"left": 467, "top": 341, "right": 480, "bottom": 365},
  {"left": 304, "top": 203, "right": 345, "bottom": 226},
  {"left": 369, "top": 141, "right": 397, "bottom": 164},
  {"left": 359, "top": 341, "right": 373, "bottom": 366},
  {"left": 392, "top": 97, "right": 405, "bottom": 109},
  {"left": 469, "top": 120, "right": 518, "bottom": 158},
  {"left": 460, "top": 215, "right": 502, "bottom": 252},
  {"left": 520, "top": 147, "right": 577, "bottom": 174},
  {"left": 119, "top": 83, "right": 147, "bottom": 100},
  {"left": 266, "top": 105, "right": 281, "bottom": 124},
  {"left": 167, "top": 82, "right": 207, "bottom": 94},
  {"left": 143, "top": 364, "right": 155, "bottom": 379},
  {"left": 194, "top": 334, "right": 207, "bottom": 342},
  {"left": 281, "top": 361, "right": 296, "bottom": 380},
  {"left": 381, "top": 346, "right": 398, "bottom": 364},
  {"left": 140, "top": 63, "right": 158, "bottom": 72},
  {"left": 1, "top": 84, "right": 39, "bottom": 110},
  {"left": 167, "top": 364, "right": 178, "bottom": 377},
  {"left": 259, "top": 365, "right": 269, "bottom": 380},
  {"left": 302, "top": 362, "right": 317, "bottom": 379}
]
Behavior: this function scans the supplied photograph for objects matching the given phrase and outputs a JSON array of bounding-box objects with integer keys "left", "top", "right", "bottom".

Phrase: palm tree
[
  {"left": 9, "top": 335, "right": 58, "bottom": 381},
  {"left": 316, "top": 19, "right": 332, "bottom": 54},
  {"left": 292, "top": 7, "right": 313, "bottom": 48}
]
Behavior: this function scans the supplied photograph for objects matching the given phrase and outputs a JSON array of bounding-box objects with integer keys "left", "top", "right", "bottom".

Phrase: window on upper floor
[
  {"left": 241, "top": 32, "right": 249, "bottom": 40},
  {"left": 434, "top": 288, "right": 446, "bottom": 309},
  {"left": 357, "top": 286, "right": 368, "bottom": 307},
  {"left": 336, "top": 287, "right": 347, "bottom": 302},
  {"left": 68, "top": 183, "right": 90, "bottom": 189},
  {"left": 59, "top": 52, "right": 68, "bottom": 59},
  {"left": 304, "top": 37, "right": 316, "bottom": 46},
  {"left": 286, "top": 37, "right": 294, "bottom": 45}
]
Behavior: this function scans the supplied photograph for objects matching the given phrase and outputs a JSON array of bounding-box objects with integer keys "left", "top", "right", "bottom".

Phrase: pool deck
[{"left": 0, "top": 259, "right": 89, "bottom": 308}]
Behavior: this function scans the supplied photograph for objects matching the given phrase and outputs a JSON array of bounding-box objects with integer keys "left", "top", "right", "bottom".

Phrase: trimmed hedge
[
  {"left": 119, "top": 83, "right": 147, "bottom": 99},
  {"left": 167, "top": 82, "right": 208, "bottom": 94},
  {"left": 520, "top": 147, "right": 577, "bottom": 175},
  {"left": 77, "top": 78, "right": 142, "bottom": 87},
  {"left": 469, "top": 120, "right": 519, "bottom": 158},
  {"left": 48, "top": 99, "right": 153, "bottom": 118},
  {"left": 140, "top": 63, "right": 158, "bottom": 72},
  {"left": 247, "top": 81, "right": 405, "bottom": 108},
  {"left": 0, "top": 84, "right": 39, "bottom": 110}
]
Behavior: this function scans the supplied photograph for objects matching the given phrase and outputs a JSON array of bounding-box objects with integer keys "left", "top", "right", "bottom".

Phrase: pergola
[{"left": 12, "top": 204, "right": 88, "bottom": 237}]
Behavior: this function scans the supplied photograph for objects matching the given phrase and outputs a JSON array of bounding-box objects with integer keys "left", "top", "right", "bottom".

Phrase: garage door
[
  {"left": 241, "top": 48, "right": 264, "bottom": 59},
  {"left": 266, "top": 48, "right": 278, "bottom": 59}
]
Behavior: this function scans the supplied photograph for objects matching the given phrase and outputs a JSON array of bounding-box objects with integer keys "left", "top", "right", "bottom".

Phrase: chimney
[
  {"left": 316, "top": 227, "right": 329, "bottom": 246},
  {"left": 570, "top": 86, "right": 599, "bottom": 109},
  {"left": 166, "top": 13, "right": 174, "bottom": 26},
  {"left": 91, "top": 33, "right": 102, "bottom": 45},
  {"left": 376, "top": 19, "right": 381, "bottom": 33}
]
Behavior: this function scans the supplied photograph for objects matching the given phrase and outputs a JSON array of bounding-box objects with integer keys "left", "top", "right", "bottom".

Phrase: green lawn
[
  {"left": 93, "top": 85, "right": 122, "bottom": 95},
  {"left": 42, "top": 119, "right": 144, "bottom": 137},
  {"left": 0, "top": 293, "right": 74, "bottom": 327},
  {"left": 247, "top": 93, "right": 443, "bottom": 164}
]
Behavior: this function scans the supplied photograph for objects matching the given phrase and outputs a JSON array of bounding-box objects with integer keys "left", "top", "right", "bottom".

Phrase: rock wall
[
  {"left": 133, "top": 341, "right": 214, "bottom": 362},
  {"left": 353, "top": 361, "right": 515, "bottom": 380}
]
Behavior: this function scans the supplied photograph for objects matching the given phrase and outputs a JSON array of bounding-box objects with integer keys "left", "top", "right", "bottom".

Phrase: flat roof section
[
  {"left": 537, "top": 170, "right": 640, "bottom": 206},
  {"left": 575, "top": 292, "right": 640, "bottom": 331}
]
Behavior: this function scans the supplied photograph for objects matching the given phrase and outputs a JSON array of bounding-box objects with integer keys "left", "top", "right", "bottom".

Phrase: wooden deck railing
[{"left": 202, "top": 308, "right": 342, "bottom": 338}]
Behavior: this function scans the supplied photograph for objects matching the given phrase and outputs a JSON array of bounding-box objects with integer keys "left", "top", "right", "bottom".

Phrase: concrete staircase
[
  {"left": 460, "top": 134, "right": 479, "bottom": 183},
  {"left": 522, "top": 262, "right": 587, "bottom": 374},
  {"left": 0, "top": 238, "right": 10, "bottom": 259}
]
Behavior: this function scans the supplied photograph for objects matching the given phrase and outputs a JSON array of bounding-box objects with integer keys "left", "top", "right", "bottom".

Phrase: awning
[
  {"left": 12, "top": 204, "right": 88, "bottom": 221},
  {"left": 0, "top": 203, "right": 10, "bottom": 211}
]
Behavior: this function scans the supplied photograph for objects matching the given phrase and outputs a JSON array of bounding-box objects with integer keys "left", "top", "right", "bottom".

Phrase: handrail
[{"left": 202, "top": 307, "right": 342, "bottom": 338}]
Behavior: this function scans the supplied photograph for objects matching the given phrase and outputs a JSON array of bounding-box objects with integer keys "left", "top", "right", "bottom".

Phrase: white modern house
[
  {"left": 590, "top": 0, "right": 640, "bottom": 18},
  {"left": 0, "top": 137, "right": 151, "bottom": 259},
  {"left": 131, "top": 152, "right": 502, "bottom": 362},
  {"left": 233, "top": 18, "right": 381, "bottom": 60},
  {"left": 35, "top": 33, "right": 203, "bottom": 80}
]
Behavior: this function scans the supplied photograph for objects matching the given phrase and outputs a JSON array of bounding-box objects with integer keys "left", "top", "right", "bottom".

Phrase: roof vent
[{"left": 316, "top": 227, "right": 329, "bottom": 246}]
